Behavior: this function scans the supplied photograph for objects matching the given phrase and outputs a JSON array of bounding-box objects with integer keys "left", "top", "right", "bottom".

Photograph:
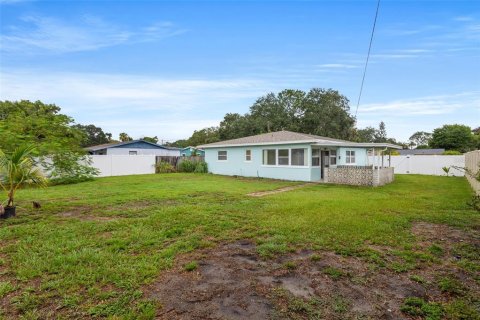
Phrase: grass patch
[
  {"left": 400, "top": 297, "right": 443, "bottom": 320},
  {"left": 310, "top": 253, "right": 321, "bottom": 261},
  {"left": 438, "top": 276, "right": 465, "bottom": 295},
  {"left": 184, "top": 261, "right": 198, "bottom": 272},
  {"left": 428, "top": 244, "right": 444, "bottom": 257},
  {"left": 410, "top": 274, "right": 427, "bottom": 284},
  {"left": 444, "top": 299, "right": 480, "bottom": 320},
  {"left": 283, "top": 261, "right": 297, "bottom": 270},
  {"left": 323, "top": 267, "right": 345, "bottom": 280},
  {"left": 0, "top": 174, "right": 478, "bottom": 317},
  {"left": 0, "top": 281, "right": 15, "bottom": 297}
]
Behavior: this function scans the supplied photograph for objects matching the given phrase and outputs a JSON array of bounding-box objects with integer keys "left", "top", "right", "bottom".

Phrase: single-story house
[
  {"left": 86, "top": 140, "right": 180, "bottom": 156},
  {"left": 398, "top": 148, "right": 445, "bottom": 156},
  {"left": 181, "top": 146, "right": 205, "bottom": 157},
  {"left": 199, "top": 130, "right": 402, "bottom": 186}
]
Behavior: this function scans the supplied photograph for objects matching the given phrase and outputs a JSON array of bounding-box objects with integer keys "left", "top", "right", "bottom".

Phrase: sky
[{"left": 0, "top": 0, "right": 479, "bottom": 143}]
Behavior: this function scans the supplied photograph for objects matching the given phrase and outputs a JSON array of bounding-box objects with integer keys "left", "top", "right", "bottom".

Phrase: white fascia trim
[
  {"left": 201, "top": 140, "right": 402, "bottom": 149},
  {"left": 200, "top": 140, "right": 320, "bottom": 149},
  {"left": 313, "top": 142, "right": 402, "bottom": 149}
]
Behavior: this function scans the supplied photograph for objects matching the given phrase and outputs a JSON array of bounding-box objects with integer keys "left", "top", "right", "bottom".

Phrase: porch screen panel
[{"left": 291, "top": 148, "right": 307, "bottom": 166}]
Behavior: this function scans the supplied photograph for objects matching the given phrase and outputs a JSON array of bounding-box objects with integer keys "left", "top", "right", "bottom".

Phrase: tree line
[
  {"left": 166, "top": 88, "right": 479, "bottom": 153},
  {"left": 1, "top": 88, "right": 478, "bottom": 172}
]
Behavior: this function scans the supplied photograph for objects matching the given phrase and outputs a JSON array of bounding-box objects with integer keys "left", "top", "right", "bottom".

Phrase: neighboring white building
[{"left": 86, "top": 140, "right": 180, "bottom": 156}]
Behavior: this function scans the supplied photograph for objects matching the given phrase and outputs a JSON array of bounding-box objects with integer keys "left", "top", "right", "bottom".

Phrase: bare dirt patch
[{"left": 145, "top": 222, "right": 480, "bottom": 319}]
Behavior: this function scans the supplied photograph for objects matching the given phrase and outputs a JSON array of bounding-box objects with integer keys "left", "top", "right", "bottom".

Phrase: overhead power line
[{"left": 355, "top": 0, "right": 381, "bottom": 118}]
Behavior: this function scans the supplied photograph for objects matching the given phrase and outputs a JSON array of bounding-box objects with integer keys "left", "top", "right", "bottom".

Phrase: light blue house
[
  {"left": 199, "top": 131, "right": 401, "bottom": 186},
  {"left": 181, "top": 146, "right": 205, "bottom": 157}
]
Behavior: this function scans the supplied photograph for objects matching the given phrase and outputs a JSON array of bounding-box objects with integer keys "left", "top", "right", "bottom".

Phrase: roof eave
[
  {"left": 198, "top": 139, "right": 320, "bottom": 149},
  {"left": 200, "top": 140, "right": 402, "bottom": 149}
]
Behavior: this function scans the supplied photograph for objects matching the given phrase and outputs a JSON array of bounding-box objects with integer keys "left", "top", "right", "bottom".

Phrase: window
[
  {"left": 263, "top": 149, "right": 276, "bottom": 165},
  {"left": 218, "top": 150, "right": 227, "bottom": 161},
  {"left": 330, "top": 150, "right": 337, "bottom": 165},
  {"left": 346, "top": 150, "right": 356, "bottom": 164},
  {"left": 278, "top": 149, "right": 289, "bottom": 165},
  {"left": 291, "top": 148, "right": 307, "bottom": 166},
  {"left": 129, "top": 151, "right": 137, "bottom": 155},
  {"left": 245, "top": 149, "right": 252, "bottom": 161},
  {"left": 312, "top": 148, "right": 320, "bottom": 166}
]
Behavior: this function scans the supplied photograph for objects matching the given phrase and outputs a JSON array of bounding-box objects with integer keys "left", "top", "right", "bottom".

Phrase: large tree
[
  {"left": 0, "top": 100, "right": 84, "bottom": 155},
  {"left": 355, "top": 126, "right": 377, "bottom": 142},
  {"left": 188, "top": 127, "right": 220, "bottom": 146},
  {"left": 0, "top": 100, "right": 97, "bottom": 182},
  {"left": 354, "top": 121, "right": 396, "bottom": 144},
  {"left": 408, "top": 131, "right": 432, "bottom": 148},
  {"left": 214, "top": 88, "right": 356, "bottom": 141},
  {"left": 73, "top": 124, "right": 113, "bottom": 147},
  {"left": 119, "top": 132, "right": 133, "bottom": 142},
  {"left": 430, "top": 124, "right": 474, "bottom": 152},
  {"left": 141, "top": 136, "right": 159, "bottom": 144}
]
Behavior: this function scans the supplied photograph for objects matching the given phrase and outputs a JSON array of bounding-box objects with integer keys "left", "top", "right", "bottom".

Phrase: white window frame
[
  {"left": 312, "top": 148, "right": 320, "bottom": 167},
  {"left": 263, "top": 149, "right": 276, "bottom": 166},
  {"left": 261, "top": 148, "right": 309, "bottom": 167},
  {"left": 277, "top": 149, "right": 289, "bottom": 166},
  {"left": 291, "top": 148, "right": 307, "bottom": 167},
  {"left": 330, "top": 150, "right": 337, "bottom": 166},
  {"left": 217, "top": 150, "right": 228, "bottom": 161},
  {"left": 245, "top": 149, "right": 252, "bottom": 162},
  {"left": 346, "top": 150, "right": 356, "bottom": 164}
]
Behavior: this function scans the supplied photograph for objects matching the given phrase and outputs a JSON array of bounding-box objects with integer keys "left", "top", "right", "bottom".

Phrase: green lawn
[{"left": 0, "top": 174, "right": 478, "bottom": 318}]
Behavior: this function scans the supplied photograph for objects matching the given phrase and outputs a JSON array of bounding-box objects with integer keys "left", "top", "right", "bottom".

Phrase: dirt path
[{"left": 247, "top": 183, "right": 314, "bottom": 197}]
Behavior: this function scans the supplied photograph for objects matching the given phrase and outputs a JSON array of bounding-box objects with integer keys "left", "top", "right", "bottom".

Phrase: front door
[{"left": 320, "top": 151, "right": 330, "bottom": 179}]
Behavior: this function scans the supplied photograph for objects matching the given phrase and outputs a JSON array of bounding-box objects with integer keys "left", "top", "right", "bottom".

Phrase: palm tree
[{"left": 0, "top": 145, "right": 47, "bottom": 209}]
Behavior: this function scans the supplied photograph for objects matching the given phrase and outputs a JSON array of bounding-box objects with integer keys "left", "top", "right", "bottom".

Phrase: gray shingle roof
[{"left": 199, "top": 130, "right": 402, "bottom": 149}]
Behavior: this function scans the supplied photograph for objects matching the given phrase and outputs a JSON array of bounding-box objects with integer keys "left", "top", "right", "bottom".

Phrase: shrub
[
  {"left": 442, "top": 150, "right": 462, "bottom": 155},
  {"left": 194, "top": 161, "right": 208, "bottom": 173},
  {"left": 178, "top": 159, "right": 196, "bottom": 172},
  {"left": 467, "top": 194, "right": 480, "bottom": 212},
  {"left": 155, "top": 161, "right": 176, "bottom": 173},
  {"left": 44, "top": 152, "right": 99, "bottom": 185}
]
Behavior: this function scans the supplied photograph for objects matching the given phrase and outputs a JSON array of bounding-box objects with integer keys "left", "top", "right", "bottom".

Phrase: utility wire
[{"left": 355, "top": 0, "right": 381, "bottom": 118}]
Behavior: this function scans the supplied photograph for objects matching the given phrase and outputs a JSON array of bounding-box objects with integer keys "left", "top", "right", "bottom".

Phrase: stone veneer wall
[{"left": 325, "top": 166, "right": 394, "bottom": 187}]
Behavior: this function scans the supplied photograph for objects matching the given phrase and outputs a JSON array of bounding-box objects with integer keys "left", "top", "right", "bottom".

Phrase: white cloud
[
  {"left": 0, "top": 15, "right": 186, "bottom": 53},
  {"left": 454, "top": 16, "right": 474, "bottom": 22},
  {"left": 316, "top": 63, "right": 359, "bottom": 69},
  {"left": 0, "top": 70, "right": 271, "bottom": 140},
  {"left": 358, "top": 92, "right": 480, "bottom": 116}
]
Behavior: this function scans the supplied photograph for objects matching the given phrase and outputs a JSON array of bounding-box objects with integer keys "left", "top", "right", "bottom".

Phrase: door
[{"left": 320, "top": 151, "right": 330, "bottom": 179}]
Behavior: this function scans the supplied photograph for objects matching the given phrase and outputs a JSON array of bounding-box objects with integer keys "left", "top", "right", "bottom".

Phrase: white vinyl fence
[
  {"left": 90, "top": 155, "right": 156, "bottom": 177},
  {"left": 465, "top": 150, "right": 480, "bottom": 194},
  {"left": 369, "top": 155, "right": 465, "bottom": 176}
]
